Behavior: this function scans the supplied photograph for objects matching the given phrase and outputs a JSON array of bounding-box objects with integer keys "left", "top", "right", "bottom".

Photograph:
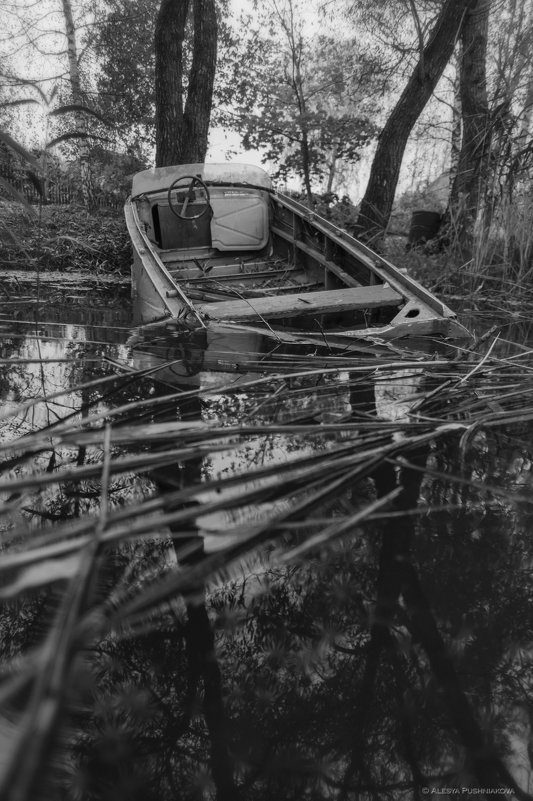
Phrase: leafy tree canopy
[
  {"left": 91, "top": 0, "right": 160, "bottom": 150},
  {"left": 92, "top": 0, "right": 234, "bottom": 156},
  {"left": 219, "top": 0, "right": 383, "bottom": 197}
]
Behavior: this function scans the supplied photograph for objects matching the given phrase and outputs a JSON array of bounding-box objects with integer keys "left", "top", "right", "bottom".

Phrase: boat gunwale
[
  {"left": 125, "top": 198, "right": 206, "bottom": 327},
  {"left": 272, "top": 193, "right": 456, "bottom": 320}
]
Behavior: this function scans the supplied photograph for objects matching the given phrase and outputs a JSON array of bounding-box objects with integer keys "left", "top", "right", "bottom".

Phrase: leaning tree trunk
[
  {"left": 155, "top": 0, "right": 217, "bottom": 167},
  {"left": 61, "top": 0, "right": 95, "bottom": 209},
  {"left": 355, "top": 0, "right": 472, "bottom": 245},
  {"left": 447, "top": 0, "right": 491, "bottom": 254}
]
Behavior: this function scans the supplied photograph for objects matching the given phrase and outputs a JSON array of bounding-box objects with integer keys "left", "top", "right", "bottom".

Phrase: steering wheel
[{"left": 167, "top": 175, "right": 211, "bottom": 220}]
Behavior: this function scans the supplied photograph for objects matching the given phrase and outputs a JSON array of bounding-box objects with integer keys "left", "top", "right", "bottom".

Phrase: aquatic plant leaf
[
  {"left": 0, "top": 547, "right": 101, "bottom": 801},
  {"left": 1, "top": 327, "right": 533, "bottom": 801},
  {"left": 48, "top": 104, "right": 113, "bottom": 126},
  {"left": 56, "top": 234, "right": 102, "bottom": 252},
  {"left": 0, "top": 98, "right": 40, "bottom": 109},
  {"left": 0, "top": 538, "right": 92, "bottom": 574},
  {"left": 0, "top": 131, "right": 40, "bottom": 170},
  {"left": 0, "top": 554, "right": 81, "bottom": 599},
  {"left": 45, "top": 131, "right": 112, "bottom": 148},
  {"left": 280, "top": 488, "right": 401, "bottom": 562}
]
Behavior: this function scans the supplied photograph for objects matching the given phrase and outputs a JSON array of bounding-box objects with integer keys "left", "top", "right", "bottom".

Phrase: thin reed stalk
[{"left": 2, "top": 334, "right": 533, "bottom": 798}]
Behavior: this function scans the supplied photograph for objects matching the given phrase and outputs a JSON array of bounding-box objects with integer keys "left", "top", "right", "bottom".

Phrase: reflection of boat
[
  {"left": 129, "top": 323, "right": 266, "bottom": 388},
  {"left": 128, "top": 304, "right": 411, "bottom": 390},
  {"left": 125, "top": 163, "right": 468, "bottom": 341}
]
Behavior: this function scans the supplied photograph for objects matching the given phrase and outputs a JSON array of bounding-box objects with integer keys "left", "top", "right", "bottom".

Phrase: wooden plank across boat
[{"left": 125, "top": 163, "right": 467, "bottom": 341}]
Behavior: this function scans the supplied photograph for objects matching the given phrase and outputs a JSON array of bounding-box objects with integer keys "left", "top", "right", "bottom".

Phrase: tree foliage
[
  {"left": 485, "top": 0, "right": 533, "bottom": 199},
  {"left": 221, "top": 0, "right": 381, "bottom": 202},
  {"left": 91, "top": 0, "right": 160, "bottom": 151}
]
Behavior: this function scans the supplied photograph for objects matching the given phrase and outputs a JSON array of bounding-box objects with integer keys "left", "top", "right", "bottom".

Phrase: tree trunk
[
  {"left": 291, "top": 33, "right": 313, "bottom": 206},
  {"left": 154, "top": 0, "right": 189, "bottom": 167},
  {"left": 155, "top": 0, "right": 217, "bottom": 167},
  {"left": 447, "top": 0, "right": 491, "bottom": 253},
  {"left": 61, "top": 0, "right": 95, "bottom": 209},
  {"left": 326, "top": 142, "right": 338, "bottom": 194},
  {"left": 181, "top": 0, "right": 218, "bottom": 163},
  {"left": 152, "top": 390, "right": 240, "bottom": 801},
  {"left": 185, "top": 600, "right": 242, "bottom": 801},
  {"left": 354, "top": 0, "right": 471, "bottom": 245},
  {"left": 519, "top": 71, "right": 533, "bottom": 144},
  {"left": 450, "top": 49, "right": 462, "bottom": 189},
  {"left": 300, "top": 130, "right": 314, "bottom": 207}
]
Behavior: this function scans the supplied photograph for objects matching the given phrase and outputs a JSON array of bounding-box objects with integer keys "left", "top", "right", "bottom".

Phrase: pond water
[{"left": 1, "top": 278, "right": 533, "bottom": 801}]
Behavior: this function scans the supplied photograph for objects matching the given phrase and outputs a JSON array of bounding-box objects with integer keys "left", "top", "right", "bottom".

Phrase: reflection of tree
[
  {"left": 152, "top": 386, "right": 241, "bottom": 801},
  {"left": 4, "top": 336, "right": 151, "bottom": 525},
  {"left": 200, "top": 448, "right": 531, "bottom": 799},
  {"left": 60, "top": 431, "right": 532, "bottom": 800},
  {"left": 413, "top": 434, "right": 533, "bottom": 792}
]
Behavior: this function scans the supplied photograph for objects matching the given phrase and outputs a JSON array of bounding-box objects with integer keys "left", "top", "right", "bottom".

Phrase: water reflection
[
  {"left": 0, "top": 285, "right": 155, "bottom": 533},
  {"left": 0, "top": 288, "right": 132, "bottom": 431},
  {"left": 123, "top": 317, "right": 533, "bottom": 795},
  {"left": 1, "top": 285, "right": 533, "bottom": 799}
]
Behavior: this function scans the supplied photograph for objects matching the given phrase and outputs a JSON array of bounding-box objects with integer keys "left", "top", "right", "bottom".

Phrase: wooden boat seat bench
[
  {"left": 176, "top": 267, "right": 303, "bottom": 283},
  {"left": 196, "top": 284, "right": 403, "bottom": 322},
  {"left": 166, "top": 260, "right": 296, "bottom": 281}
]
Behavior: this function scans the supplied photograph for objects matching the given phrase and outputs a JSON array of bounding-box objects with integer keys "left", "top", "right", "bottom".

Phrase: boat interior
[{"left": 130, "top": 165, "right": 432, "bottom": 332}]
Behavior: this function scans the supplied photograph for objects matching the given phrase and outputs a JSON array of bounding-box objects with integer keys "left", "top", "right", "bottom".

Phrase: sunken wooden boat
[{"left": 125, "top": 163, "right": 466, "bottom": 341}]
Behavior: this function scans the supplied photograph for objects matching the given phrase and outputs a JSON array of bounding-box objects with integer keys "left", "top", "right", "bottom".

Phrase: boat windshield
[{"left": 131, "top": 163, "right": 272, "bottom": 198}]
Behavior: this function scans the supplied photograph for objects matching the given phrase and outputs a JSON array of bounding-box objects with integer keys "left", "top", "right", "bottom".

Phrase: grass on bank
[
  {"left": 2, "top": 190, "right": 533, "bottom": 304},
  {"left": 0, "top": 201, "right": 131, "bottom": 275},
  {"left": 389, "top": 195, "right": 533, "bottom": 308}
]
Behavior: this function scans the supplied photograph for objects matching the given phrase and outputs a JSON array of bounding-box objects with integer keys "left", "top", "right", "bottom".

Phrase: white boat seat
[
  {"left": 209, "top": 187, "right": 269, "bottom": 251},
  {"left": 132, "top": 163, "right": 272, "bottom": 252}
]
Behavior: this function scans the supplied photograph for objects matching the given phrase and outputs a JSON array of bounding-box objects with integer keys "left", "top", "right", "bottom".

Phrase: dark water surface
[{"left": 1, "top": 281, "right": 533, "bottom": 801}]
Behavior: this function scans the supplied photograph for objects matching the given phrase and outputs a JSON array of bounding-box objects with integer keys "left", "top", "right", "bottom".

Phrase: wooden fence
[{"left": 0, "top": 162, "right": 123, "bottom": 208}]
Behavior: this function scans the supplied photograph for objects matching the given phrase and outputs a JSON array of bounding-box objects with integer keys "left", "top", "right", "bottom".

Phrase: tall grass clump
[
  {"left": 472, "top": 195, "right": 533, "bottom": 290},
  {"left": 389, "top": 187, "right": 533, "bottom": 311}
]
